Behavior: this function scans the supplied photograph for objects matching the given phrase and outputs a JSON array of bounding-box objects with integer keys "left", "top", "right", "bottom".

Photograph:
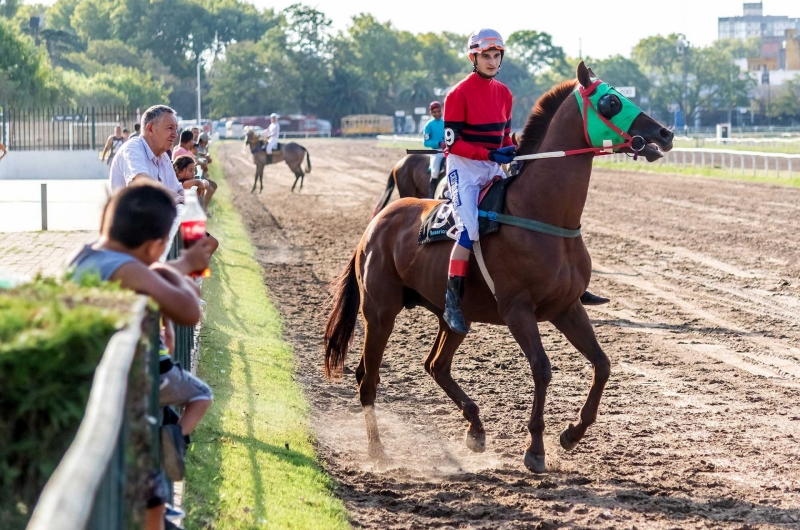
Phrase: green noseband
[{"left": 574, "top": 79, "right": 642, "bottom": 148}]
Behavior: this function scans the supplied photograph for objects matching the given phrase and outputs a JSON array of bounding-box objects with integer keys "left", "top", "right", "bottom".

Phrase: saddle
[{"left": 418, "top": 175, "right": 516, "bottom": 245}]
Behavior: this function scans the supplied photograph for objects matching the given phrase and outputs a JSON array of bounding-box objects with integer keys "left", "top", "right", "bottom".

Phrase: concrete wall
[{"left": 0, "top": 150, "right": 108, "bottom": 180}]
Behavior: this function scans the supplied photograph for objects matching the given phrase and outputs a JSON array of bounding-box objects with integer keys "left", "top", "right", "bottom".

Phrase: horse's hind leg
[
  {"left": 359, "top": 289, "right": 403, "bottom": 460},
  {"left": 424, "top": 318, "right": 486, "bottom": 453},
  {"left": 550, "top": 301, "right": 611, "bottom": 451}
]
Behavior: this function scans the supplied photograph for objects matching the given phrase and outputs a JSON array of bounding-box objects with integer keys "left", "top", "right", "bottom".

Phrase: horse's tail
[
  {"left": 304, "top": 148, "right": 312, "bottom": 173},
  {"left": 372, "top": 171, "right": 395, "bottom": 217},
  {"left": 324, "top": 253, "right": 360, "bottom": 379}
]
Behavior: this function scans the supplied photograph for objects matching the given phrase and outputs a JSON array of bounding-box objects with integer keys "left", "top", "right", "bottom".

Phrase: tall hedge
[{"left": 0, "top": 280, "right": 135, "bottom": 528}]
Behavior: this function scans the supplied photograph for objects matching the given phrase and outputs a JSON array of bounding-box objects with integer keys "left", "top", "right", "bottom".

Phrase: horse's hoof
[
  {"left": 465, "top": 430, "right": 486, "bottom": 453},
  {"left": 560, "top": 428, "right": 579, "bottom": 451},
  {"left": 524, "top": 450, "right": 547, "bottom": 473}
]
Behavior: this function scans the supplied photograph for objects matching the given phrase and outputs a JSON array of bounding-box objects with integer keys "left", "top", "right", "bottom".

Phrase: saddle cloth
[{"left": 418, "top": 175, "right": 516, "bottom": 245}]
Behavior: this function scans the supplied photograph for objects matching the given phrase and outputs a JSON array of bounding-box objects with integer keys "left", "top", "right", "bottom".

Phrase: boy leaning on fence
[{"left": 65, "top": 182, "right": 215, "bottom": 525}]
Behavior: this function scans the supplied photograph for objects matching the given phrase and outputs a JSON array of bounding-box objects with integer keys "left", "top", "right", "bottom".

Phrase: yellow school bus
[{"left": 341, "top": 114, "right": 394, "bottom": 136}]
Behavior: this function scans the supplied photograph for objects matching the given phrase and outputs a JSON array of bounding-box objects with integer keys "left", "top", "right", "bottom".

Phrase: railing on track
[
  {"left": 27, "top": 208, "right": 198, "bottom": 529},
  {"left": 603, "top": 147, "right": 800, "bottom": 179}
]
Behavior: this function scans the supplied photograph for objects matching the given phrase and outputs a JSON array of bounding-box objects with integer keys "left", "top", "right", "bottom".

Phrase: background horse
[
  {"left": 324, "top": 62, "right": 673, "bottom": 473},
  {"left": 244, "top": 129, "right": 312, "bottom": 193},
  {"left": 372, "top": 154, "right": 446, "bottom": 217}
]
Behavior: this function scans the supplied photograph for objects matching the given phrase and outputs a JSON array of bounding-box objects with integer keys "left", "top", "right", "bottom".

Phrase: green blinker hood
[{"left": 574, "top": 79, "right": 642, "bottom": 148}]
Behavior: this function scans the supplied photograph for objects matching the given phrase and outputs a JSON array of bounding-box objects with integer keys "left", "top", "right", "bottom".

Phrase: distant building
[{"left": 718, "top": 2, "right": 800, "bottom": 40}]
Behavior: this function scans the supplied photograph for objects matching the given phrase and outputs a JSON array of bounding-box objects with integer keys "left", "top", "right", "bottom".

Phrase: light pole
[
  {"left": 196, "top": 56, "right": 202, "bottom": 128},
  {"left": 677, "top": 35, "right": 689, "bottom": 132}
]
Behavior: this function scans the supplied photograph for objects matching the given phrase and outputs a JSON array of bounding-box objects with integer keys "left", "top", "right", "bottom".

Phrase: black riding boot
[
  {"left": 580, "top": 290, "right": 610, "bottom": 306},
  {"left": 266, "top": 153, "right": 273, "bottom": 165},
  {"left": 443, "top": 275, "right": 469, "bottom": 334},
  {"left": 429, "top": 179, "right": 438, "bottom": 199}
]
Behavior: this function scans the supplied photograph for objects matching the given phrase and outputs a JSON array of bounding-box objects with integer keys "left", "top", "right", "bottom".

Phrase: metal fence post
[
  {"left": 91, "top": 107, "right": 96, "bottom": 151},
  {"left": 41, "top": 183, "right": 48, "bottom": 231}
]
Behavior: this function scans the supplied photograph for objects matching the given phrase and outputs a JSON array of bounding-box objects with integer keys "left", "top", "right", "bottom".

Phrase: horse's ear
[
  {"left": 587, "top": 66, "right": 596, "bottom": 78},
  {"left": 577, "top": 61, "right": 592, "bottom": 88},
  {"left": 511, "top": 132, "right": 520, "bottom": 148}
]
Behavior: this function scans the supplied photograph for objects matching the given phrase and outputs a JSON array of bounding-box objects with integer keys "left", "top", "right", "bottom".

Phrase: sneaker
[
  {"left": 165, "top": 503, "right": 186, "bottom": 521},
  {"left": 161, "top": 424, "right": 186, "bottom": 482}
]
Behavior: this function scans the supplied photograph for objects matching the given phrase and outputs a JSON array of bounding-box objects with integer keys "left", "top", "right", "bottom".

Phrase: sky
[{"left": 249, "top": 0, "right": 800, "bottom": 59}]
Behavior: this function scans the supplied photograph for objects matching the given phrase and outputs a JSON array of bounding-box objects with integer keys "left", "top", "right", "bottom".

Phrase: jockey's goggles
[{"left": 469, "top": 38, "right": 505, "bottom": 55}]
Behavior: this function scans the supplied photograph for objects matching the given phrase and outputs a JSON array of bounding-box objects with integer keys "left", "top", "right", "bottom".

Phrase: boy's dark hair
[
  {"left": 134, "top": 123, "right": 141, "bottom": 132},
  {"left": 180, "top": 130, "right": 194, "bottom": 144},
  {"left": 106, "top": 183, "right": 176, "bottom": 248},
  {"left": 173, "top": 155, "right": 195, "bottom": 178}
]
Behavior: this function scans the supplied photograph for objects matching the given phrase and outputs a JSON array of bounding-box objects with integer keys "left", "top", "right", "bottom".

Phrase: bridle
[{"left": 514, "top": 78, "right": 647, "bottom": 162}]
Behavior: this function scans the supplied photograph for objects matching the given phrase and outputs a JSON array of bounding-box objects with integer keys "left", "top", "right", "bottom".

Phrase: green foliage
[
  {"left": 632, "top": 34, "right": 755, "bottom": 123},
  {"left": 0, "top": 18, "right": 57, "bottom": 106},
  {"left": 207, "top": 32, "right": 299, "bottom": 117},
  {"left": 0, "top": 279, "right": 135, "bottom": 528},
  {"left": 765, "top": 75, "right": 800, "bottom": 120},
  {"left": 59, "top": 66, "right": 171, "bottom": 108}
]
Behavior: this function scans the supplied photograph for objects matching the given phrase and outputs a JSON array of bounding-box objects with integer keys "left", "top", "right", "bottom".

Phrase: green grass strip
[
  {"left": 592, "top": 158, "right": 800, "bottom": 188},
  {"left": 185, "top": 149, "right": 349, "bottom": 530}
]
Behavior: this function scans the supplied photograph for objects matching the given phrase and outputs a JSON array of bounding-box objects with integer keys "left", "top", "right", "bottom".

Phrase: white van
[{"left": 225, "top": 120, "right": 244, "bottom": 139}]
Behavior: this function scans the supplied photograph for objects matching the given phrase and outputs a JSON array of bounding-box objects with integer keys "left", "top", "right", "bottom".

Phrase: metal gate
[{"left": 0, "top": 106, "right": 138, "bottom": 151}]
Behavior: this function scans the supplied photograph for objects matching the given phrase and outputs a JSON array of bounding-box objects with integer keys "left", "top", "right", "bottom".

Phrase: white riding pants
[
  {"left": 445, "top": 154, "right": 504, "bottom": 242},
  {"left": 429, "top": 153, "right": 445, "bottom": 179},
  {"left": 265, "top": 138, "right": 278, "bottom": 154}
]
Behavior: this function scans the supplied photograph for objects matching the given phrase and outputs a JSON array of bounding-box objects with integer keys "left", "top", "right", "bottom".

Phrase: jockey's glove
[{"left": 488, "top": 146, "right": 517, "bottom": 164}]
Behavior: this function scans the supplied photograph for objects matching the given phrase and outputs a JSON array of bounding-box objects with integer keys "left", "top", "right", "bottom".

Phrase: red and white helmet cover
[{"left": 468, "top": 29, "right": 505, "bottom": 56}]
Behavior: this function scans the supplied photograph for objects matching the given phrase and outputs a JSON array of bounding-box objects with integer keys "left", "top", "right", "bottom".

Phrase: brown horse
[
  {"left": 373, "top": 155, "right": 446, "bottom": 216},
  {"left": 324, "top": 62, "right": 673, "bottom": 472},
  {"left": 245, "top": 129, "right": 312, "bottom": 193}
]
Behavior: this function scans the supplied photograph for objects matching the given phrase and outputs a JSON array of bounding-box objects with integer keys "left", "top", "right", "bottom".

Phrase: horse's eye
[{"left": 598, "top": 94, "right": 622, "bottom": 119}]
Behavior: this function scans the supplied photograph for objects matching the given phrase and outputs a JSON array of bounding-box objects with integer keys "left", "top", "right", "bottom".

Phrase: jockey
[
  {"left": 442, "top": 29, "right": 608, "bottom": 335},
  {"left": 442, "top": 28, "right": 516, "bottom": 334},
  {"left": 422, "top": 100, "right": 445, "bottom": 198},
  {"left": 264, "top": 113, "right": 280, "bottom": 164}
]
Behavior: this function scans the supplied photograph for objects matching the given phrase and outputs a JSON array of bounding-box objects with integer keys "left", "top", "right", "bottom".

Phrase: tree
[
  {"left": 507, "top": 30, "right": 568, "bottom": 76},
  {"left": 325, "top": 65, "right": 375, "bottom": 125},
  {"left": 0, "top": 19, "right": 57, "bottom": 106},
  {"left": 283, "top": 3, "right": 332, "bottom": 115},
  {"left": 0, "top": 0, "right": 21, "bottom": 19},
  {"left": 765, "top": 75, "right": 800, "bottom": 121},
  {"left": 633, "top": 34, "right": 754, "bottom": 125},
  {"left": 208, "top": 30, "right": 300, "bottom": 117},
  {"left": 584, "top": 55, "right": 650, "bottom": 100}
]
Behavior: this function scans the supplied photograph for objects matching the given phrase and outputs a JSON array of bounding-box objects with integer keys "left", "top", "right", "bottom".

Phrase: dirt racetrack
[{"left": 218, "top": 139, "right": 800, "bottom": 529}]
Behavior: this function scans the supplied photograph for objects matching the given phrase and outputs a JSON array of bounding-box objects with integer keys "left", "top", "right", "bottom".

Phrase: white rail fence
[{"left": 604, "top": 148, "right": 800, "bottom": 179}]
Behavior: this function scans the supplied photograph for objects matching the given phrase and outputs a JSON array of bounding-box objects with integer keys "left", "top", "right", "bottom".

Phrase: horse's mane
[{"left": 517, "top": 80, "right": 578, "bottom": 155}]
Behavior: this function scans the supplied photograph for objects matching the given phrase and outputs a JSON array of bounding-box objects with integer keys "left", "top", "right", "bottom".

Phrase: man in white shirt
[
  {"left": 264, "top": 113, "right": 280, "bottom": 164},
  {"left": 109, "top": 105, "right": 185, "bottom": 203}
]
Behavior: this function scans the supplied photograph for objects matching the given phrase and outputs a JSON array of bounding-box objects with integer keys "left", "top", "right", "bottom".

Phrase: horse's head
[{"left": 575, "top": 61, "right": 673, "bottom": 162}]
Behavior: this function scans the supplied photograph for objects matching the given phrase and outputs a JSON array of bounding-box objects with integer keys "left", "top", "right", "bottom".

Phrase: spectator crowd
[{"left": 68, "top": 105, "right": 220, "bottom": 530}]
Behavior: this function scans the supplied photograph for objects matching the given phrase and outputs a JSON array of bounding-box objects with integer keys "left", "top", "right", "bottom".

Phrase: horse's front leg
[
  {"left": 251, "top": 167, "right": 258, "bottom": 193},
  {"left": 550, "top": 301, "right": 611, "bottom": 451},
  {"left": 503, "top": 298, "right": 551, "bottom": 473}
]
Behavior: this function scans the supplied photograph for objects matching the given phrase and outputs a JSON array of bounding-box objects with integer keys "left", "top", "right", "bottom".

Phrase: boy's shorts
[
  {"left": 159, "top": 363, "right": 213, "bottom": 407},
  {"left": 445, "top": 154, "right": 504, "bottom": 241}
]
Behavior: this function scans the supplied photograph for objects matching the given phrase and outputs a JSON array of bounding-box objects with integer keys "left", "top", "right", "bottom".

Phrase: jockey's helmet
[
  {"left": 429, "top": 101, "right": 442, "bottom": 111},
  {"left": 270, "top": 113, "right": 279, "bottom": 119},
  {"left": 467, "top": 29, "right": 505, "bottom": 58}
]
